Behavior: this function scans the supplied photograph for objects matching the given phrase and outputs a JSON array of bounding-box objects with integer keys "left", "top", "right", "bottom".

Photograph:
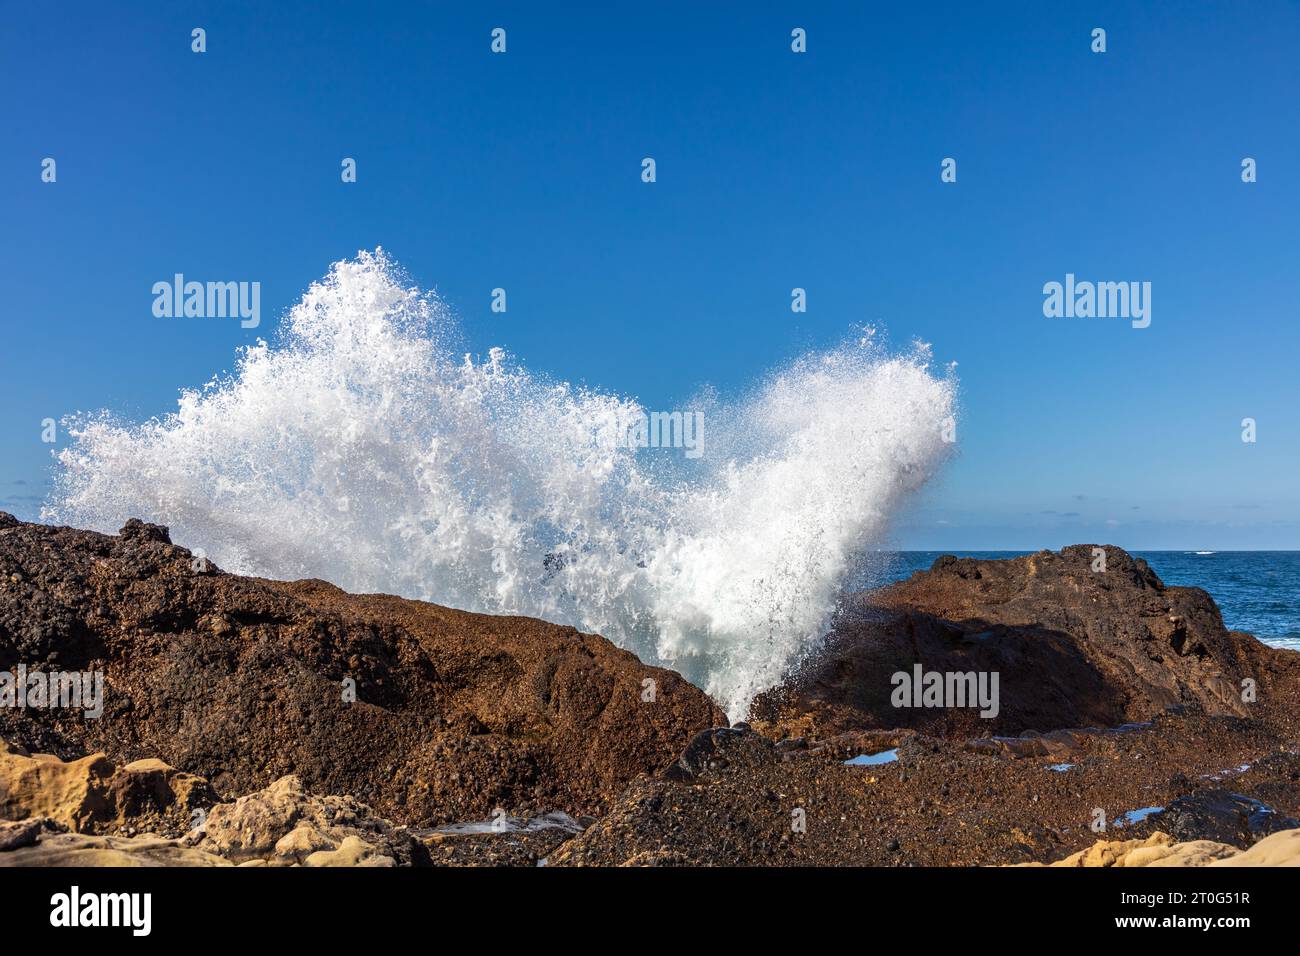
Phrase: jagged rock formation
[
  {"left": 0, "top": 739, "right": 213, "bottom": 833},
  {"left": 751, "top": 546, "right": 1297, "bottom": 740},
  {"left": 3, "top": 516, "right": 1298, "bottom": 868},
  {"left": 0, "top": 514, "right": 724, "bottom": 825}
]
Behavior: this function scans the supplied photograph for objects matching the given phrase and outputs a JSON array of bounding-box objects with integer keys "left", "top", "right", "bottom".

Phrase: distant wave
[{"left": 45, "top": 250, "right": 958, "bottom": 718}]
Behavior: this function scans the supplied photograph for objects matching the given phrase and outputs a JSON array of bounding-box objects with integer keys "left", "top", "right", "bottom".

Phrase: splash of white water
[{"left": 45, "top": 250, "right": 957, "bottom": 718}]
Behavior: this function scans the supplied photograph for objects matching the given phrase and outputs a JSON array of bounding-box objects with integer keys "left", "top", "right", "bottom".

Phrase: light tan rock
[
  {"left": 203, "top": 774, "right": 411, "bottom": 865},
  {"left": 0, "top": 740, "right": 115, "bottom": 830},
  {"left": 0, "top": 831, "right": 232, "bottom": 867},
  {"left": 0, "top": 818, "right": 56, "bottom": 851},
  {"left": 1209, "top": 828, "right": 1300, "bottom": 866},
  {"left": 1020, "top": 829, "right": 1298, "bottom": 867},
  {"left": 122, "top": 758, "right": 172, "bottom": 773},
  {"left": 0, "top": 739, "right": 215, "bottom": 833},
  {"left": 202, "top": 775, "right": 305, "bottom": 860},
  {"left": 1128, "top": 840, "right": 1241, "bottom": 867},
  {"left": 1059, "top": 832, "right": 1178, "bottom": 867},
  {"left": 274, "top": 823, "right": 339, "bottom": 861},
  {"left": 304, "top": 834, "right": 394, "bottom": 867},
  {"left": 2, "top": 740, "right": 414, "bottom": 866},
  {"left": 108, "top": 757, "right": 213, "bottom": 825}
]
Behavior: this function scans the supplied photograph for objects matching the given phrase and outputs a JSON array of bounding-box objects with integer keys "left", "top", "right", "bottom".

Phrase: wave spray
[{"left": 46, "top": 250, "right": 957, "bottom": 718}]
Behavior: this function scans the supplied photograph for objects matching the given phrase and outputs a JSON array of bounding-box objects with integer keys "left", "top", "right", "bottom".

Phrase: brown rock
[
  {"left": 549, "top": 708, "right": 1300, "bottom": 867},
  {"left": 0, "top": 516, "right": 725, "bottom": 825},
  {"left": 751, "top": 546, "right": 1298, "bottom": 739}
]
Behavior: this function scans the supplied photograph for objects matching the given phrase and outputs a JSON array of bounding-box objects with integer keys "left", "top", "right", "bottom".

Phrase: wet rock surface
[
  {"left": 1155, "top": 788, "right": 1300, "bottom": 848},
  {"left": 417, "top": 813, "right": 586, "bottom": 866}
]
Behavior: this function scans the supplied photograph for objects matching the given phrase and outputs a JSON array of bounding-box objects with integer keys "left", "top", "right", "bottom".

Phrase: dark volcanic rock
[
  {"left": 751, "top": 545, "right": 1296, "bottom": 740},
  {"left": 1155, "top": 789, "right": 1300, "bottom": 848},
  {"left": 664, "top": 725, "right": 776, "bottom": 781},
  {"left": 0, "top": 515, "right": 725, "bottom": 825},
  {"left": 551, "top": 708, "right": 1300, "bottom": 866}
]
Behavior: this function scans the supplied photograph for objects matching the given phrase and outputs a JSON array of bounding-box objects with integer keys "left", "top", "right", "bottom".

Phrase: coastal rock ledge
[
  {"left": 0, "top": 514, "right": 724, "bottom": 827},
  {"left": 3, "top": 514, "right": 1299, "bottom": 866},
  {"left": 752, "top": 545, "right": 1298, "bottom": 740}
]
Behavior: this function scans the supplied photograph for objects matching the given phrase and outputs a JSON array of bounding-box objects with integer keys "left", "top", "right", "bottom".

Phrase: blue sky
[{"left": 2, "top": 1, "right": 1297, "bottom": 549}]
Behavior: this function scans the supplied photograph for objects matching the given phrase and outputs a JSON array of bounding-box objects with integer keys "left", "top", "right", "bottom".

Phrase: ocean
[{"left": 879, "top": 551, "right": 1300, "bottom": 652}]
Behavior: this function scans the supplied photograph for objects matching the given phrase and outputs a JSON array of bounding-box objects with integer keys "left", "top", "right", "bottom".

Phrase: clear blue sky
[{"left": 2, "top": 1, "right": 1297, "bottom": 549}]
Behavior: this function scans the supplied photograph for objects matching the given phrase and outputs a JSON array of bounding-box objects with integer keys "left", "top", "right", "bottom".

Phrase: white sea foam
[{"left": 44, "top": 249, "right": 958, "bottom": 718}]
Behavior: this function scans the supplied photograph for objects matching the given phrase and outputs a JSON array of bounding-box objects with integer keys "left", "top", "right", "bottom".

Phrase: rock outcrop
[
  {"left": 4, "top": 517, "right": 1299, "bottom": 868},
  {"left": 201, "top": 773, "right": 418, "bottom": 866},
  {"left": 550, "top": 705, "right": 1300, "bottom": 866},
  {"left": 1021, "top": 828, "right": 1300, "bottom": 867},
  {"left": 0, "top": 741, "right": 420, "bottom": 867},
  {"left": 0, "top": 739, "right": 213, "bottom": 833},
  {"left": 0, "top": 514, "right": 725, "bottom": 825},
  {"left": 0, "top": 830, "right": 232, "bottom": 867},
  {"left": 751, "top": 546, "right": 1299, "bottom": 740}
]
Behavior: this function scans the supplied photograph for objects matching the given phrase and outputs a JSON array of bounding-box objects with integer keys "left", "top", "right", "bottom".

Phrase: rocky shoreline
[{"left": 2, "top": 513, "right": 1297, "bottom": 866}]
